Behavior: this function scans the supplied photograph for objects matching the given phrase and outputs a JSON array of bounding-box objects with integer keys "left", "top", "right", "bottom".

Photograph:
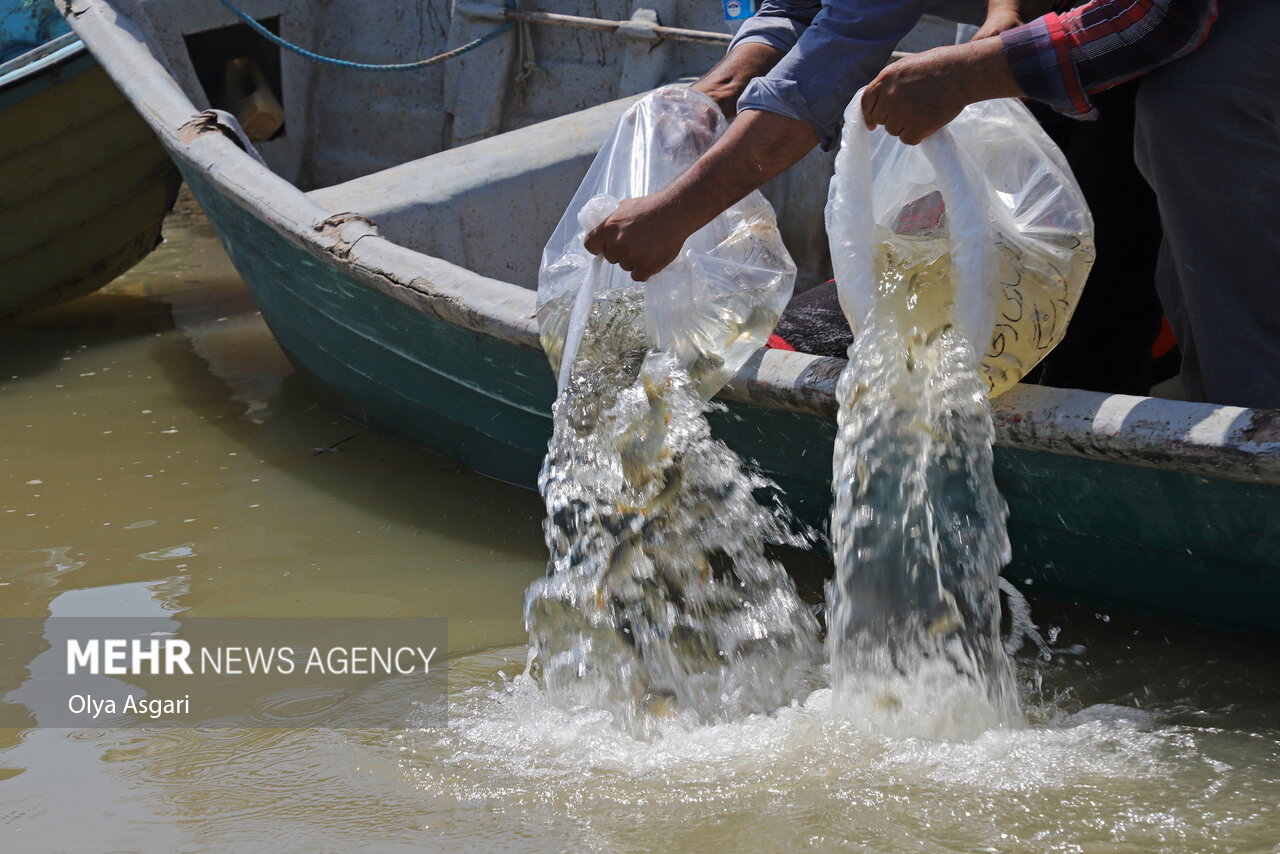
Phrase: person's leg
[
  {"left": 1029, "top": 82, "right": 1165, "bottom": 395},
  {"left": 1134, "top": 3, "right": 1280, "bottom": 410}
]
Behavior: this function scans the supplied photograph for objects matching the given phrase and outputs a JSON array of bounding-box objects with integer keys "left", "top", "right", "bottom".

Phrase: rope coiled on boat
[{"left": 214, "top": 0, "right": 516, "bottom": 71}]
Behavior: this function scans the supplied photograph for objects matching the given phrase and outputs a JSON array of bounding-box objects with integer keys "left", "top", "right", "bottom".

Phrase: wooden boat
[
  {"left": 0, "top": 0, "right": 179, "bottom": 318},
  {"left": 63, "top": 0, "right": 1280, "bottom": 634}
]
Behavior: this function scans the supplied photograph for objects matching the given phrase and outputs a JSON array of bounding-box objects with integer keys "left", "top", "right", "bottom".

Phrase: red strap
[{"left": 766, "top": 333, "right": 795, "bottom": 352}]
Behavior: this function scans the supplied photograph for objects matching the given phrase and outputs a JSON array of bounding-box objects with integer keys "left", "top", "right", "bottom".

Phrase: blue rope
[{"left": 214, "top": 0, "right": 516, "bottom": 72}]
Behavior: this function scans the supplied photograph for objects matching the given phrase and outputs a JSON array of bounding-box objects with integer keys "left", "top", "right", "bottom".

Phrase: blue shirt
[{"left": 730, "top": 0, "right": 931, "bottom": 149}]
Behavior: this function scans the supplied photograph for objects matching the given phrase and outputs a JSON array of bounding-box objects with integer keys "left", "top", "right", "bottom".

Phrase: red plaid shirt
[{"left": 1001, "top": 0, "right": 1219, "bottom": 119}]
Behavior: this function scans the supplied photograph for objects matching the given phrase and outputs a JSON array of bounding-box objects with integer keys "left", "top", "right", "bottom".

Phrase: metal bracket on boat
[
  {"left": 314, "top": 213, "right": 379, "bottom": 259},
  {"left": 176, "top": 110, "right": 268, "bottom": 167}
]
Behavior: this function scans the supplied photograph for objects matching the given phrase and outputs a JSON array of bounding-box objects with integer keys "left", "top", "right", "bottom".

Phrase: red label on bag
[{"left": 893, "top": 190, "right": 946, "bottom": 235}]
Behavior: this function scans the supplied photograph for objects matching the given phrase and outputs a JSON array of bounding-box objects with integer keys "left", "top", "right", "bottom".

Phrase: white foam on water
[
  {"left": 527, "top": 293, "right": 822, "bottom": 732},
  {"left": 397, "top": 657, "right": 1271, "bottom": 852}
]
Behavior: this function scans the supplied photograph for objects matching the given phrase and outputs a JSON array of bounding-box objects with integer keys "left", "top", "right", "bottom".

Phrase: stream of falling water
[
  {"left": 525, "top": 291, "right": 823, "bottom": 733},
  {"left": 828, "top": 232, "right": 1023, "bottom": 736}
]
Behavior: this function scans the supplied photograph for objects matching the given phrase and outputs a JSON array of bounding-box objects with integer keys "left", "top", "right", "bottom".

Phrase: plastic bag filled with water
[
  {"left": 537, "top": 85, "right": 797, "bottom": 400},
  {"left": 818, "top": 93, "right": 1096, "bottom": 734},
  {"left": 826, "top": 93, "right": 1095, "bottom": 397}
]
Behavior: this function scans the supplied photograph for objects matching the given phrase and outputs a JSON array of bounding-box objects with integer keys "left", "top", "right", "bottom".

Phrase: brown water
[{"left": 2, "top": 194, "right": 1279, "bottom": 852}]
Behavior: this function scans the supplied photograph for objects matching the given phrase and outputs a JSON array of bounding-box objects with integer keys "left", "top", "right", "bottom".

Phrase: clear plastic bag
[
  {"left": 538, "top": 85, "right": 797, "bottom": 399},
  {"left": 826, "top": 92, "right": 1095, "bottom": 397}
]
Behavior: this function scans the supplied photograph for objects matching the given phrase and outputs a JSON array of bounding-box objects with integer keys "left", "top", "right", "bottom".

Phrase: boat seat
[{"left": 307, "top": 95, "right": 642, "bottom": 290}]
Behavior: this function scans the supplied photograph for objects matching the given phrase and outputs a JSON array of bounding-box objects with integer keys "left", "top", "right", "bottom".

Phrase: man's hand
[
  {"left": 861, "top": 38, "right": 1024, "bottom": 145},
  {"left": 861, "top": 48, "right": 977, "bottom": 145},
  {"left": 583, "top": 193, "right": 698, "bottom": 283},
  {"left": 971, "top": 0, "right": 1024, "bottom": 42},
  {"left": 576, "top": 43, "right": 795, "bottom": 283},
  {"left": 584, "top": 110, "right": 818, "bottom": 282}
]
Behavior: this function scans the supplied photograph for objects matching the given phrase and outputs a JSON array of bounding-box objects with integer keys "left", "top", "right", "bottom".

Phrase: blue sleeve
[
  {"left": 729, "top": 0, "right": 823, "bottom": 54},
  {"left": 735, "top": 0, "right": 931, "bottom": 150}
]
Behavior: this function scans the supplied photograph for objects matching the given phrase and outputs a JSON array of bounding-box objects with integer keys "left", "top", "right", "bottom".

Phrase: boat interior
[
  {"left": 120, "top": 0, "right": 983, "bottom": 291},
  {"left": 2, "top": 1, "right": 70, "bottom": 64}
]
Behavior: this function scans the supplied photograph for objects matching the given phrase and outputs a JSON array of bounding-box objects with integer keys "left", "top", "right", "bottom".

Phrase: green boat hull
[
  {"left": 179, "top": 163, "right": 1280, "bottom": 636},
  {"left": 0, "top": 41, "right": 180, "bottom": 318}
]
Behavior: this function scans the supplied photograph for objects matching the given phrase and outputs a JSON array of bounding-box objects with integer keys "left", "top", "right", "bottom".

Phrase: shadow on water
[
  {"left": 1008, "top": 596, "right": 1280, "bottom": 730},
  {"left": 140, "top": 325, "right": 545, "bottom": 555},
  {"left": 3, "top": 232, "right": 544, "bottom": 565},
  {"left": 0, "top": 291, "right": 177, "bottom": 381}
]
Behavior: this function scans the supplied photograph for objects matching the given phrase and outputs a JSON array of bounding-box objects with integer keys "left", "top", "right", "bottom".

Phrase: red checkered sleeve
[{"left": 1001, "top": 0, "right": 1219, "bottom": 119}]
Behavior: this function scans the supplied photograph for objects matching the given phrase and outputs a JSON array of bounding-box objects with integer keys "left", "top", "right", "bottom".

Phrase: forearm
[
  {"left": 943, "top": 36, "right": 1025, "bottom": 103},
  {"left": 1002, "top": 0, "right": 1219, "bottom": 119},
  {"left": 692, "top": 43, "right": 786, "bottom": 119},
  {"left": 660, "top": 109, "right": 818, "bottom": 232}
]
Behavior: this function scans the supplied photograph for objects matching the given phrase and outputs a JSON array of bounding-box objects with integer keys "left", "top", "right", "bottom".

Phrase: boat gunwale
[
  {"left": 0, "top": 30, "right": 83, "bottom": 83},
  {"left": 61, "top": 0, "right": 1280, "bottom": 487},
  {"left": 0, "top": 33, "right": 90, "bottom": 98}
]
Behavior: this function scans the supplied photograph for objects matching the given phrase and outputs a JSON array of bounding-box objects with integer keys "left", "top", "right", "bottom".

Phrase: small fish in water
[
  {"left": 603, "top": 530, "right": 642, "bottom": 597},
  {"left": 530, "top": 341, "right": 821, "bottom": 726},
  {"left": 618, "top": 368, "right": 673, "bottom": 484},
  {"left": 873, "top": 692, "right": 903, "bottom": 713},
  {"left": 905, "top": 325, "right": 950, "bottom": 372},
  {"left": 617, "top": 461, "right": 684, "bottom": 517},
  {"left": 925, "top": 322, "right": 953, "bottom": 346},
  {"left": 687, "top": 350, "right": 726, "bottom": 387},
  {"left": 643, "top": 690, "right": 678, "bottom": 717},
  {"left": 927, "top": 589, "right": 964, "bottom": 639}
]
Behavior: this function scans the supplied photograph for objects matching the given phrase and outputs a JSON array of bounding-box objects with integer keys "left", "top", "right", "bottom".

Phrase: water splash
[
  {"left": 526, "top": 291, "right": 822, "bottom": 733},
  {"left": 827, "top": 234, "right": 1021, "bottom": 738}
]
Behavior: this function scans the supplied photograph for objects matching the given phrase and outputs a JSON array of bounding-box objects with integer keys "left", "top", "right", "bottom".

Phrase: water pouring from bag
[
  {"left": 529, "top": 86, "right": 820, "bottom": 732},
  {"left": 823, "top": 92, "right": 1095, "bottom": 736}
]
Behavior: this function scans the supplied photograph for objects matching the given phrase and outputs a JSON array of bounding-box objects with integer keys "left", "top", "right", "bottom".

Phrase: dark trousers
[{"left": 1024, "top": 82, "right": 1166, "bottom": 396}]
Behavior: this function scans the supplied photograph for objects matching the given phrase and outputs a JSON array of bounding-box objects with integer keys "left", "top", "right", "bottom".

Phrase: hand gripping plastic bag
[
  {"left": 538, "top": 85, "right": 797, "bottom": 399},
  {"left": 825, "top": 92, "right": 1095, "bottom": 396}
]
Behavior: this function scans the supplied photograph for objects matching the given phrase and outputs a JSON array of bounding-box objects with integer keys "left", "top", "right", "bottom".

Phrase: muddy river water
[{"left": 1, "top": 194, "right": 1278, "bottom": 852}]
